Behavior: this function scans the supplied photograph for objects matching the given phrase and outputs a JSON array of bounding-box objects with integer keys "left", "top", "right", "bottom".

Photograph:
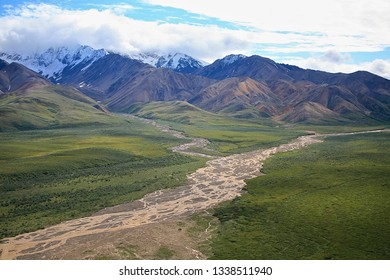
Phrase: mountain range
[
  {"left": 0, "top": 46, "right": 206, "bottom": 81},
  {"left": 1, "top": 45, "right": 390, "bottom": 127}
]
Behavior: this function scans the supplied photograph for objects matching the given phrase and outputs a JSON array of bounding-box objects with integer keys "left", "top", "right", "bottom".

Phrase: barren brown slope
[
  {"left": 275, "top": 102, "right": 342, "bottom": 123},
  {"left": 57, "top": 53, "right": 155, "bottom": 101},
  {"left": 195, "top": 55, "right": 390, "bottom": 122},
  {"left": 57, "top": 53, "right": 214, "bottom": 111},
  {"left": 189, "top": 77, "right": 281, "bottom": 116},
  {"left": 0, "top": 59, "right": 50, "bottom": 93},
  {"left": 195, "top": 55, "right": 294, "bottom": 81},
  {"left": 106, "top": 68, "right": 214, "bottom": 112}
]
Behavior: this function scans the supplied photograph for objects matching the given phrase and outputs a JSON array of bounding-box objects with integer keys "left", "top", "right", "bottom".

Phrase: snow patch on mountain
[
  {"left": 0, "top": 45, "right": 206, "bottom": 77},
  {"left": 221, "top": 54, "right": 247, "bottom": 65},
  {"left": 130, "top": 52, "right": 207, "bottom": 73},
  {"left": 0, "top": 45, "right": 108, "bottom": 80},
  {"left": 130, "top": 52, "right": 161, "bottom": 67}
]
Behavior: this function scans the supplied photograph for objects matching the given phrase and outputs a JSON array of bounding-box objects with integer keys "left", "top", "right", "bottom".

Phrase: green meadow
[
  {"left": 127, "top": 101, "right": 305, "bottom": 155},
  {"left": 0, "top": 120, "right": 207, "bottom": 238},
  {"left": 211, "top": 132, "right": 390, "bottom": 259},
  {"left": 2, "top": 93, "right": 390, "bottom": 262},
  {"left": 0, "top": 85, "right": 114, "bottom": 132},
  {"left": 0, "top": 98, "right": 307, "bottom": 239}
]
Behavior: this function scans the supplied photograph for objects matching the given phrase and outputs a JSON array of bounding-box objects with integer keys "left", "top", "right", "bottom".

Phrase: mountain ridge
[
  {"left": 0, "top": 46, "right": 108, "bottom": 81},
  {"left": 129, "top": 52, "right": 206, "bottom": 74},
  {"left": 0, "top": 45, "right": 206, "bottom": 79},
  {"left": 0, "top": 59, "right": 50, "bottom": 93},
  {"left": 1, "top": 46, "right": 389, "bottom": 124}
]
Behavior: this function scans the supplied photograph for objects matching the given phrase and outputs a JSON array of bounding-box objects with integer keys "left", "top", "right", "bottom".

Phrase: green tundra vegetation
[
  {"left": 0, "top": 87, "right": 208, "bottom": 238},
  {"left": 126, "top": 101, "right": 306, "bottom": 155},
  {"left": 0, "top": 85, "right": 115, "bottom": 131},
  {"left": 0, "top": 121, "right": 207, "bottom": 238},
  {"left": 1, "top": 88, "right": 390, "bottom": 261},
  {"left": 210, "top": 132, "right": 390, "bottom": 259},
  {"left": 0, "top": 98, "right": 304, "bottom": 239}
]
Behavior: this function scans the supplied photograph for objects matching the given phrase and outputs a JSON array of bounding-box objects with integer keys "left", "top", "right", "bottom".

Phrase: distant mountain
[
  {"left": 1, "top": 47, "right": 214, "bottom": 108},
  {"left": 195, "top": 54, "right": 292, "bottom": 81},
  {"left": 106, "top": 67, "right": 213, "bottom": 111},
  {"left": 189, "top": 77, "right": 281, "bottom": 117},
  {"left": 0, "top": 59, "right": 50, "bottom": 93},
  {"left": 52, "top": 53, "right": 214, "bottom": 109},
  {"left": 0, "top": 46, "right": 108, "bottom": 81},
  {"left": 220, "top": 54, "right": 247, "bottom": 65},
  {"left": 55, "top": 53, "right": 154, "bottom": 100},
  {"left": 0, "top": 46, "right": 206, "bottom": 84},
  {"left": 193, "top": 54, "right": 390, "bottom": 122},
  {"left": 275, "top": 101, "right": 343, "bottom": 124},
  {"left": 2, "top": 47, "right": 389, "bottom": 124},
  {"left": 130, "top": 52, "right": 206, "bottom": 74}
]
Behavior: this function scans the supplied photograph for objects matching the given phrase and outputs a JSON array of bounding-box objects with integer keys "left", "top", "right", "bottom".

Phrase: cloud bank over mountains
[
  {"left": 0, "top": 1, "right": 389, "bottom": 79},
  {"left": 0, "top": 3, "right": 250, "bottom": 61}
]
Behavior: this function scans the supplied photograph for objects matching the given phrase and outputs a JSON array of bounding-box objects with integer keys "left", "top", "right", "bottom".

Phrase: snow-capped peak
[
  {"left": 221, "top": 54, "right": 247, "bottom": 65},
  {"left": 0, "top": 45, "right": 108, "bottom": 80},
  {"left": 130, "top": 52, "right": 207, "bottom": 73},
  {"left": 0, "top": 45, "right": 206, "bottom": 77},
  {"left": 128, "top": 52, "right": 161, "bottom": 66}
]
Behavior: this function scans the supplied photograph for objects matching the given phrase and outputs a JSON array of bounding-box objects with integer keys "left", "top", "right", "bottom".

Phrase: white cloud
[
  {"left": 0, "top": 2, "right": 389, "bottom": 79},
  {"left": 0, "top": 3, "right": 251, "bottom": 61},
  {"left": 87, "top": 3, "right": 136, "bottom": 15},
  {"left": 321, "top": 50, "right": 352, "bottom": 64},
  {"left": 143, "top": 0, "right": 390, "bottom": 53},
  {"left": 280, "top": 53, "right": 390, "bottom": 80}
]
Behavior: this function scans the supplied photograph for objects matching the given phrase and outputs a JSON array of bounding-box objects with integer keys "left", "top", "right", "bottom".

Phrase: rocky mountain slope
[
  {"left": 0, "top": 46, "right": 205, "bottom": 79},
  {"left": 2, "top": 46, "right": 389, "bottom": 124},
  {"left": 0, "top": 60, "right": 50, "bottom": 93},
  {"left": 130, "top": 52, "right": 206, "bottom": 74},
  {"left": 52, "top": 53, "right": 214, "bottom": 108},
  {"left": 189, "top": 77, "right": 281, "bottom": 117},
  {"left": 0, "top": 46, "right": 108, "bottom": 82},
  {"left": 195, "top": 55, "right": 390, "bottom": 122}
]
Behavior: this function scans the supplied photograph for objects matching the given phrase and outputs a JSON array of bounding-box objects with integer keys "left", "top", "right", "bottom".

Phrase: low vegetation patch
[
  {"left": 211, "top": 132, "right": 390, "bottom": 259},
  {"left": 154, "top": 245, "right": 175, "bottom": 260},
  {"left": 127, "top": 101, "right": 306, "bottom": 154},
  {"left": 0, "top": 121, "right": 206, "bottom": 238}
]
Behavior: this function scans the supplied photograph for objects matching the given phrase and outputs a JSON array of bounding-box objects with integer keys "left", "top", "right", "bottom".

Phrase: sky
[{"left": 1, "top": 0, "right": 390, "bottom": 79}]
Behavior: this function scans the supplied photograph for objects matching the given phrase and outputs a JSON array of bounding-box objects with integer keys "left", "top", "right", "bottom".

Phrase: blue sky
[
  {"left": 0, "top": 0, "right": 245, "bottom": 30},
  {"left": 1, "top": 0, "right": 390, "bottom": 78}
]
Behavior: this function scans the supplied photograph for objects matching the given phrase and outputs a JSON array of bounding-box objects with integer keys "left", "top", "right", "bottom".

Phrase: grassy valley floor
[
  {"left": 0, "top": 120, "right": 207, "bottom": 239},
  {"left": 211, "top": 132, "right": 390, "bottom": 259},
  {"left": 126, "top": 101, "right": 306, "bottom": 155},
  {"left": 2, "top": 98, "right": 389, "bottom": 260},
  {"left": 0, "top": 107, "right": 305, "bottom": 240}
]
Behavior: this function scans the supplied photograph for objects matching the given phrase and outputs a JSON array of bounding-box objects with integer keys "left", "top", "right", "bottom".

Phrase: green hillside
[
  {"left": 0, "top": 87, "right": 210, "bottom": 238},
  {"left": 0, "top": 85, "right": 114, "bottom": 131},
  {"left": 127, "top": 101, "right": 228, "bottom": 125},
  {"left": 126, "top": 101, "right": 304, "bottom": 154}
]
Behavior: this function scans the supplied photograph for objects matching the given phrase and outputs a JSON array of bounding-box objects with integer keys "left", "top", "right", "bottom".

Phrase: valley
[
  {"left": 0, "top": 111, "right": 388, "bottom": 259},
  {"left": 1, "top": 46, "right": 390, "bottom": 260},
  {"left": 0, "top": 115, "right": 322, "bottom": 259}
]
